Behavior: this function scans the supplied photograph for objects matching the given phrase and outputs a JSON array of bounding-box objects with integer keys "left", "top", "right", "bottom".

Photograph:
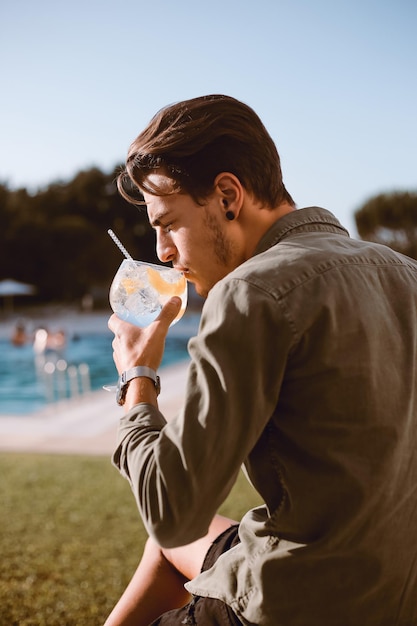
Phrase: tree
[
  {"left": 355, "top": 191, "right": 417, "bottom": 259},
  {"left": 1, "top": 166, "right": 159, "bottom": 304}
]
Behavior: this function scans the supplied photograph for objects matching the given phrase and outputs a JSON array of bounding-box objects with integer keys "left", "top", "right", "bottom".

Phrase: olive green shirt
[{"left": 113, "top": 207, "right": 417, "bottom": 625}]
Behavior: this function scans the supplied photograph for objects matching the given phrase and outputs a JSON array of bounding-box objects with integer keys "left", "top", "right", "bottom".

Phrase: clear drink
[{"left": 109, "top": 259, "right": 187, "bottom": 327}]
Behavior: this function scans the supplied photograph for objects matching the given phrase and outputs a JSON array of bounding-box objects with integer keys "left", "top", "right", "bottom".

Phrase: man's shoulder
[{"left": 222, "top": 226, "right": 417, "bottom": 303}]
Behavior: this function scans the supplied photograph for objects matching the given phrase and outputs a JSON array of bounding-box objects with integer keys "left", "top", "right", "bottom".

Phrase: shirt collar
[{"left": 254, "top": 207, "right": 350, "bottom": 256}]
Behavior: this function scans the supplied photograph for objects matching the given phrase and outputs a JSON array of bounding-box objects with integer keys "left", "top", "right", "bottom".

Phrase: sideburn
[{"left": 203, "top": 210, "right": 235, "bottom": 267}]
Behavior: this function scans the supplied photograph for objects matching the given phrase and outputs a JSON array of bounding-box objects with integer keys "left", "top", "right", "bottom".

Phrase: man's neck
[{"left": 243, "top": 201, "right": 296, "bottom": 260}]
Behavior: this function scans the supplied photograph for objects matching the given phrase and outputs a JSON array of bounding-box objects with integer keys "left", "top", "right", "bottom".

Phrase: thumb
[{"left": 157, "top": 296, "right": 182, "bottom": 327}]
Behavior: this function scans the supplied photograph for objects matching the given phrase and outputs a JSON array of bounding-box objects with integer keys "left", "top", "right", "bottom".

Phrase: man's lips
[{"left": 175, "top": 266, "right": 190, "bottom": 277}]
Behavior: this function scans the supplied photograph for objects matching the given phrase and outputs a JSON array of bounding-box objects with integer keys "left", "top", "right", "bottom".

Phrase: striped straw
[{"left": 107, "top": 229, "right": 133, "bottom": 260}]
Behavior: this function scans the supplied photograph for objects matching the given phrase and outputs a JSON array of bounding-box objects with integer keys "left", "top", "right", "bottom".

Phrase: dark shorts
[{"left": 150, "top": 524, "right": 242, "bottom": 625}]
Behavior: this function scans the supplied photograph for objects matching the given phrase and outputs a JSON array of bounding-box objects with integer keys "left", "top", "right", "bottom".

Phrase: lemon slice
[
  {"left": 121, "top": 278, "right": 142, "bottom": 295},
  {"left": 147, "top": 267, "right": 186, "bottom": 296}
]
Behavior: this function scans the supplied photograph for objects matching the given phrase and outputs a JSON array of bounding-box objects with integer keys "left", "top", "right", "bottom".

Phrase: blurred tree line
[
  {"left": 1, "top": 163, "right": 416, "bottom": 307},
  {"left": 355, "top": 190, "right": 417, "bottom": 259},
  {"left": 0, "top": 166, "right": 159, "bottom": 305}
]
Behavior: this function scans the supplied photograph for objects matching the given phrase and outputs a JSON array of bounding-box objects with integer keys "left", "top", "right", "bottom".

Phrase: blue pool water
[{"left": 0, "top": 313, "right": 200, "bottom": 415}]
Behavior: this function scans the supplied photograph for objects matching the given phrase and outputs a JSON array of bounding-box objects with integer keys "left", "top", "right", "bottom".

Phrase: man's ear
[{"left": 213, "top": 172, "right": 244, "bottom": 219}]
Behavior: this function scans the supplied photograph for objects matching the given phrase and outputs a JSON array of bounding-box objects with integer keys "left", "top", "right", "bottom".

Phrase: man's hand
[{"left": 108, "top": 297, "right": 182, "bottom": 375}]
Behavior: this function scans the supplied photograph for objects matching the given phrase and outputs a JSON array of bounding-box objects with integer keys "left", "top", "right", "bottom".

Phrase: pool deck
[{"left": 0, "top": 360, "right": 190, "bottom": 457}]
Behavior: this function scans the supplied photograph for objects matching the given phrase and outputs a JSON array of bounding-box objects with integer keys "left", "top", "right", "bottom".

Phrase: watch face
[
  {"left": 116, "top": 378, "right": 125, "bottom": 406},
  {"left": 155, "top": 375, "right": 161, "bottom": 396}
]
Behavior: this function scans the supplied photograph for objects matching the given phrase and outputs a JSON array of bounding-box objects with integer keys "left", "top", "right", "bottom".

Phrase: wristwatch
[{"left": 116, "top": 366, "right": 161, "bottom": 406}]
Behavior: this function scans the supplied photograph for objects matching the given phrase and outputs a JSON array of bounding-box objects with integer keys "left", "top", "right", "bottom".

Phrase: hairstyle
[{"left": 117, "top": 94, "right": 294, "bottom": 208}]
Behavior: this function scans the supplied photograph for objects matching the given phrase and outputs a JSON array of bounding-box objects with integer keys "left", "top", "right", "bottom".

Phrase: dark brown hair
[{"left": 117, "top": 94, "right": 294, "bottom": 207}]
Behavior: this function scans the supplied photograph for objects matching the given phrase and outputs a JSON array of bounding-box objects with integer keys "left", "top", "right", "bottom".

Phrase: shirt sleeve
[{"left": 112, "top": 275, "right": 295, "bottom": 548}]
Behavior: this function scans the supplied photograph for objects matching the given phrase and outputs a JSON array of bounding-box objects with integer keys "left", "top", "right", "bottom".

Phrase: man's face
[{"left": 142, "top": 173, "right": 240, "bottom": 298}]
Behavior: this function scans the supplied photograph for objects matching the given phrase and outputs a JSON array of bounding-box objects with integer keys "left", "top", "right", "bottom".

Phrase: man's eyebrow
[{"left": 149, "top": 210, "right": 172, "bottom": 229}]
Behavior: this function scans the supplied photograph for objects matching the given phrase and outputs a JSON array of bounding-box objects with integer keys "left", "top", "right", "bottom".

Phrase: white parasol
[{"left": 0, "top": 278, "right": 36, "bottom": 313}]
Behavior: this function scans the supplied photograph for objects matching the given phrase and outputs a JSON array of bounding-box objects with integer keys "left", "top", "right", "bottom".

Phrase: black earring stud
[{"left": 225, "top": 210, "right": 235, "bottom": 221}]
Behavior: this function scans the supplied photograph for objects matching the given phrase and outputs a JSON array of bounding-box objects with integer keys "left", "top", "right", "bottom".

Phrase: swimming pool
[{"left": 0, "top": 314, "right": 200, "bottom": 415}]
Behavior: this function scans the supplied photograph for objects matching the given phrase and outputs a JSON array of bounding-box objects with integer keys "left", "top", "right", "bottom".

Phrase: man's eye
[{"left": 163, "top": 223, "right": 172, "bottom": 233}]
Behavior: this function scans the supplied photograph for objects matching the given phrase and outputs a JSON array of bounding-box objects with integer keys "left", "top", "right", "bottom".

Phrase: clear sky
[{"left": 1, "top": 0, "right": 416, "bottom": 235}]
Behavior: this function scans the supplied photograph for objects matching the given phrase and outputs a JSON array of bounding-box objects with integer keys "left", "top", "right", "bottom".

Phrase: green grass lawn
[{"left": 0, "top": 452, "right": 262, "bottom": 626}]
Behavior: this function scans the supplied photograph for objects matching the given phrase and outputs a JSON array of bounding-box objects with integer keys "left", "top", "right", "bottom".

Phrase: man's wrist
[{"left": 116, "top": 366, "right": 161, "bottom": 406}]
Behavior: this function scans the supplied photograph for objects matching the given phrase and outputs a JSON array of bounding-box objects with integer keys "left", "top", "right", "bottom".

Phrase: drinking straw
[{"left": 107, "top": 229, "right": 133, "bottom": 260}]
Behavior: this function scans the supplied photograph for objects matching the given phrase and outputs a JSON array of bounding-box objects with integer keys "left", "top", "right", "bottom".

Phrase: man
[{"left": 105, "top": 95, "right": 417, "bottom": 625}]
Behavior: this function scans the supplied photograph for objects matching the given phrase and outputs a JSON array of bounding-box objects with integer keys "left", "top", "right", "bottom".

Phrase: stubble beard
[{"left": 191, "top": 209, "right": 238, "bottom": 298}]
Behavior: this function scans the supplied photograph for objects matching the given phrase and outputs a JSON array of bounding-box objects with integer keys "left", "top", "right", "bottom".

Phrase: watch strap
[
  {"left": 122, "top": 366, "right": 159, "bottom": 386},
  {"left": 117, "top": 366, "right": 161, "bottom": 405}
]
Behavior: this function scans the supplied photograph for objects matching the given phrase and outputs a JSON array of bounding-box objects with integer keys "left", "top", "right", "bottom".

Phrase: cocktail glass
[{"left": 109, "top": 259, "right": 188, "bottom": 328}]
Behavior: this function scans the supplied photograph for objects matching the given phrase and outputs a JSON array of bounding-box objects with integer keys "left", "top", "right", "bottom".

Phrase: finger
[
  {"left": 108, "top": 313, "right": 138, "bottom": 336},
  {"left": 108, "top": 313, "right": 119, "bottom": 333},
  {"left": 156, "top": 297, "right": 182, "bottom": 329}
]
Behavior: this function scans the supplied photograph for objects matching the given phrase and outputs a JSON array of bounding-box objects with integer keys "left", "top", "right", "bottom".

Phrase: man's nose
[{"left": 156, "top": 233, "right": 176, "bottom": 264}]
